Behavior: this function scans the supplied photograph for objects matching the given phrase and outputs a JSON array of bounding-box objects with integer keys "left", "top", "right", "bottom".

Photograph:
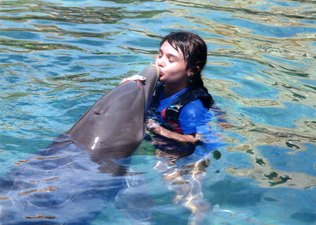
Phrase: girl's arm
[{"left": 147, "top": 120, "right": 200, "bottom": 144}]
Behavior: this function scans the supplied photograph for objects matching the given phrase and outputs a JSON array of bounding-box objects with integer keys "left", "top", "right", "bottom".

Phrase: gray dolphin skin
[
  {"left": 67, "top": 64, "right": 159, "bottom": 174},
  {"left": 0, "top": 64, "right": 159, "bottom": 224}
]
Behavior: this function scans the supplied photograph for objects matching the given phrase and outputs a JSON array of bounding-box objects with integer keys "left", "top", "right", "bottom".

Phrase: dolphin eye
[{"left": 94, "top": 109, "right": 103, "bottom": 115}]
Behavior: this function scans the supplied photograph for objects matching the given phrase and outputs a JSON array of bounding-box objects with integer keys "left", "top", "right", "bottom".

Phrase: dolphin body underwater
[{"left": 0, "top": 65, "right": 159, "bottom": 224}]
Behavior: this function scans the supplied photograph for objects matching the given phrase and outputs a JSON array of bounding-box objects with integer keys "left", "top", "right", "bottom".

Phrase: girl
[
  {"left": 146, "top": 31, "right": 214, "bottom": 156},
  {"left": 122, "top": 32, "right": 218, "bottom": 223},
  {"left": 122, "top": 31, "right": 216, "bottom": 156}
]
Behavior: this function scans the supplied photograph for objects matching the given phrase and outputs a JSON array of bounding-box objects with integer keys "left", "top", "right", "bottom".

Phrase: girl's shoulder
[
  {"left": 178, "top": 100, "right": 213, "bottom": 134},
  {"left": 181, "top": 99, "right": 211, "bottom": 116}
]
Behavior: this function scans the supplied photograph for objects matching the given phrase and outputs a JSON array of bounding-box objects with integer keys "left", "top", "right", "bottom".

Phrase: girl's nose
[{"left": 156, "top": 56, "right": 165, "bottom": 68}]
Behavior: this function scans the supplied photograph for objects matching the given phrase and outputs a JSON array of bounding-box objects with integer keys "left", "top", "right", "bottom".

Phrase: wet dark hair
[{"left": 160, "top": 31, "right": 213, "bottom": 107}]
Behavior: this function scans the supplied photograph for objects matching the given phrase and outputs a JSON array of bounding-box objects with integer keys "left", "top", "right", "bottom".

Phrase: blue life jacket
[{"left": 148, "top": 83, "right": 214, "bottom": 133}]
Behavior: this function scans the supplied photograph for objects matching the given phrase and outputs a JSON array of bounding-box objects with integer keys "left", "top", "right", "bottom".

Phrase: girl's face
[{"left": 155, "top": 41, "right": 190, "bottom": 85}]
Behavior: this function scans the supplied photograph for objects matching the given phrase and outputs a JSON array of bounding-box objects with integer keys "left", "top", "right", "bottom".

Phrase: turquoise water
[{"left": 0, "top": 0, "right": 315, "bottom": 224}]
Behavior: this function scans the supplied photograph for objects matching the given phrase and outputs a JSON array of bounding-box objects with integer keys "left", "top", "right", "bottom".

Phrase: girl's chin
[
  {"left": 159, "top": 79, "right": 171, "bottom": 84},
  {"left": 158, "top": 76, "right": 166, "bottom": 82}
]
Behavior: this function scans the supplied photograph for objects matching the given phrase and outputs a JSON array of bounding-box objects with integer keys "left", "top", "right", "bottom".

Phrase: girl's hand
[
  {"left": 120, "top": 75, "right": 146, "bottom": 85},
  {"left": 146, "top": 119, "right": 201, "bottom": 144},
  {"left": 146, "top": 119, "right": 160, "bottom": 131}
]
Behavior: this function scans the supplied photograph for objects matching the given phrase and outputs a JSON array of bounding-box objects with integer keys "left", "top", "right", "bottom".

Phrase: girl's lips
[{"left": 159, "top": 71, "right": 164, "bottom": 77}]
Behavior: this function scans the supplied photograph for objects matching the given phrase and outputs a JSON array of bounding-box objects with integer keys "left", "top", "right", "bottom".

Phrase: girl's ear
[
  {"left": 186, "top": 69, "right": 194, "bottom": 78},
  {"left": 187, "top": 66, "right": 200, "bottom": 77}
]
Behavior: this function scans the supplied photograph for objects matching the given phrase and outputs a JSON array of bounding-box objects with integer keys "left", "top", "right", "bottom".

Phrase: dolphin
[
  {"left": 0, "top": 64, "right": 159, "bottom": 224},
  {"left": 67, "top": 64, "right": 159, "bottom": 175}
]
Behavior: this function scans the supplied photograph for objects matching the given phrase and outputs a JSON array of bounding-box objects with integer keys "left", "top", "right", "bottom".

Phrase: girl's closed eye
[
  {"left": 168, "top": 54, "right": 179, "bottom": 63},
  {"left": 169, "top": 56, "right": 178, "bottom": 63},
  {"left": 158, "top": 50, "right": 163, "bottom": 58}
]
